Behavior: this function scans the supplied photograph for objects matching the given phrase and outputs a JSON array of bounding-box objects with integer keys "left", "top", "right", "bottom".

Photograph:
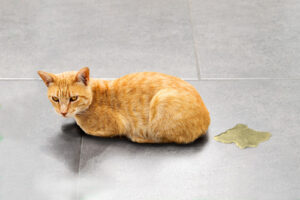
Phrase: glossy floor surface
[{"left": 0, "top": 0, "right": 299, "bottom": 200}]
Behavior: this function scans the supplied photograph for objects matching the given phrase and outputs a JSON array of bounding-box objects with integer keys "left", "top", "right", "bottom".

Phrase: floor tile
[
  {"left": 78, "top": 79, "right": 300, "bottom": 200},
  {"left": 0, "top": 0, "right": 197, "bottom": 79},
  {"left": 189, "top": 0, "right": 300, "bottom": 78},
  {"left": 0, "top": 81, "right": 82, "bottom": 200},
  {"left": 194, "top": 79, "right": 300, "bottom": 199}
]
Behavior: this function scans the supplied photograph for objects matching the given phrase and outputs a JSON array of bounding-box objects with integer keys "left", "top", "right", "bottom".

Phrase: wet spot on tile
[{"left": 214, "top": 124, "right": 271, "bottom": 149}]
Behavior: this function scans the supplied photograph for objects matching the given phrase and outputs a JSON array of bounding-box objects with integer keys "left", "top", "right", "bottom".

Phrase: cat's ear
[
  {"left": 37, "top": 71, "right": 55, "bottom": 87},
  {"left": 76, "top": 67, "right": 89, "bottom": 86}
]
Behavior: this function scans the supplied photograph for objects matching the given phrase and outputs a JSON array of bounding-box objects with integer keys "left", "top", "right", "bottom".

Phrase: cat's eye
[
  {"left": 70, "top": 96, "right": 78, "bottom": 102},
  {"left": 52, "top": 96, "right": 59, "bottom": 102}
]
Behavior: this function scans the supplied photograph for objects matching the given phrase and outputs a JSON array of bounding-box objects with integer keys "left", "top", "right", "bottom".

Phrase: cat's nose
[{"left": 61, "top": 112, "right": 67, "bottom": 117}]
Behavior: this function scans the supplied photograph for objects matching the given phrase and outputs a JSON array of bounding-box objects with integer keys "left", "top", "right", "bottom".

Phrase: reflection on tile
[
  {"left": 79, "top": 134, "right": 209, "bottom": 200},
  {"left": 78, "top": 80, "right": 300, "bottom": 200},
  {"left": 190, "top": 0, "right": 300, "bottom": 78},
  {"left": 0, "top": 81, "right": 81, "bottom": 200},
  {"left": 0, "top": 0, "right": 197, "bottom": 79}
]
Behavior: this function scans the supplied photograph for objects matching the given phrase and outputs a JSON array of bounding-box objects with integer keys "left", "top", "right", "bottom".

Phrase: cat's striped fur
[{"left": 38, "top": 67, "right": 210, "bottom": 144}]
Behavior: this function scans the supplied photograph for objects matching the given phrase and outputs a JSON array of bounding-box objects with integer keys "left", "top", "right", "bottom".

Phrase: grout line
[
  {"left": 0, "top": 78, "right": 41, "bottom": 81},
  {"left": 75, "top": 135, "right": 83, "bottom": 200},
  {"left": 181, "top": 77, "right": 199, "bottom": 81},
  {"left": 77, "top": 135, "right": 83, "bottom": 174},
  {"left": 187, "top": 0, "right": 201, "bottom": 80},
  {"left": 1, "top": 77, "right": 300, "bottom": 81},
  {"left": 0, "top": 77, "right": 199, "bottom": 81},
  {"left": 198, "top": 77, "right": 300, "bottom": 81}
]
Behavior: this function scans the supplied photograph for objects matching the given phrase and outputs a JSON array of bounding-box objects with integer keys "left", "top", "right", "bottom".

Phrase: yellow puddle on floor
[{"left": 214, "top": 124, "right": 271, "bottom": 149}]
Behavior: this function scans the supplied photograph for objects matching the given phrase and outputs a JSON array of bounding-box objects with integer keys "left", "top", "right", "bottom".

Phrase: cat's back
[
  {"left": 112, "top": 72, "right": 195, "bottom": 94},
  {"left": 116, "top": 72, "right": 178, "bottom": 84},
  {"left": 107, "top": 72, "right": 204, "bottom": 115},
  {"left": 107, "top": 72, "right": 209, "bottom": 140}
]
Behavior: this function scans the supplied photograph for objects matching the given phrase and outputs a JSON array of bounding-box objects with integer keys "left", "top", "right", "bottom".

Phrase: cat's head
[{"left": 38, "top": 67, "right": 93, "bottom": 118}]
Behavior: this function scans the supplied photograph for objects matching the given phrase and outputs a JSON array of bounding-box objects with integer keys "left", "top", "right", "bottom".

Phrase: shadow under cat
[
  {"left": 45, "top": 121, "right": 209, "bottom": 173},
  {"left": 41, "top": 121, "right": 83, "bottom": 173}
]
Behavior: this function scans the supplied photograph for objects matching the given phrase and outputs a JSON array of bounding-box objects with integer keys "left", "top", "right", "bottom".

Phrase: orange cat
[{"left": 38, "top": 67, "right": 210, "bottom": 144}]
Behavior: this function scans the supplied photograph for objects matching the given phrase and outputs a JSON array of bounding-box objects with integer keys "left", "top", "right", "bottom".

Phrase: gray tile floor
[{"left": 0, "top": 0, "right": 299, "bottom": 200}]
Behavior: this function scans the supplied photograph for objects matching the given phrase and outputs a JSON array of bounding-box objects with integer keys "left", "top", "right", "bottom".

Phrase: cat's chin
[
  {"left": 62, "top": 115, "right": 71, "bottom": 118},
  {"left": 58, "top": 113, "right": 74, "bottom": 118},
  {"left": 66, "top": 114, "right": 75, "bottom": 118}
]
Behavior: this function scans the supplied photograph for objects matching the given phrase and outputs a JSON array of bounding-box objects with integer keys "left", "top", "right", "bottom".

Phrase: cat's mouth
[{"left": 60, "top": 112, "right": 72, "bottom": 118}]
